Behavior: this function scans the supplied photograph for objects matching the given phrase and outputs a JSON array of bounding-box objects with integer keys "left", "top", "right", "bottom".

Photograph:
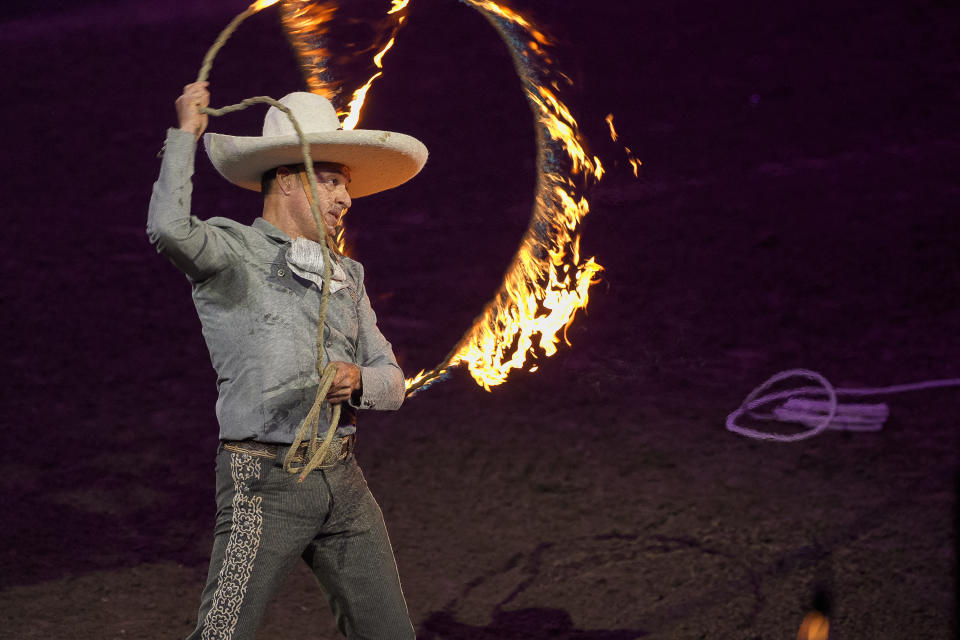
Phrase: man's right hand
[{"left": 175, "top": 82, "right": 210, "bottom": 140}]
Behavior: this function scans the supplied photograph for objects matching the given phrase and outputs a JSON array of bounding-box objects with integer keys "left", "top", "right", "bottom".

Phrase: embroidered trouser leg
[{"left": 186, "top": 447, "right": 414, "bottom": 640}]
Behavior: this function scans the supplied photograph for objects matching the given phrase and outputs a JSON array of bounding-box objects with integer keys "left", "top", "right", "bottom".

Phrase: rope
[
  {"left": 194, "top": 6, "right": 343, "bottom": 480},
  {"left": 284, "top": 360, "right": 342, "bottom": 481},
  {"left": 726, "top": 368, "right": 960, "bottom": 442},
  {"left": 195, "top": 5, "right": 257, "bottom": 86}
]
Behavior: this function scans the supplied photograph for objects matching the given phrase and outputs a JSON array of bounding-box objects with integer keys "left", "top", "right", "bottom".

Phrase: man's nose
[{"left": 337, "top": 186, "right": 351, "bottom": 210}]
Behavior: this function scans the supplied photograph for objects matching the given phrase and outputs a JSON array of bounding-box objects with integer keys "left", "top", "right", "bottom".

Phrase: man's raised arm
[{"left": 147, "top": 82, "right": 240, "bottom": 282}]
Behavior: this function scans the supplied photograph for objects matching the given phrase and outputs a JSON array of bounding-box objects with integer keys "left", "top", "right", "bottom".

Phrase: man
[{"left": 147, "top": 82, "right": 427, "bottom": 639}]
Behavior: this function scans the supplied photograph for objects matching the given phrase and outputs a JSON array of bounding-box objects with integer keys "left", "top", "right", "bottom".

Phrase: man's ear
[{"left": 275, "top": 167, "right": 297, "bottom": 196}]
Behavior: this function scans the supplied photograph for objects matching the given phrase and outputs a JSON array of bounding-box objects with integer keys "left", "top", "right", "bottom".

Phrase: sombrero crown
[{"left": 204, "top": 92, "right": 428, "bottom": 198}]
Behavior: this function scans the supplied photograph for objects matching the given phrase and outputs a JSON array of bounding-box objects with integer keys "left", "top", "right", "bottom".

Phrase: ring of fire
[{"left": 278, "top": 0, "right": 616, "bottom": 395}]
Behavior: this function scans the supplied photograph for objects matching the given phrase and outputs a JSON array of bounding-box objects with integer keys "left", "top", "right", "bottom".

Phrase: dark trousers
[{"left": 186, "top": 446, "right": 415, "bottom": 640}]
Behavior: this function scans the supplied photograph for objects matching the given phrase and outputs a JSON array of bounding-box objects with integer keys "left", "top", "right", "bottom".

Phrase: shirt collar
[{"left": 253, "top": 217, "right": 291, "bottom": 244}]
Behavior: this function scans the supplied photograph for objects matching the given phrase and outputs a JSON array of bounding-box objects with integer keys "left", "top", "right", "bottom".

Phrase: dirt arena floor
[{"left": 1, "top": 0, "right": 957, "bottom": 638}]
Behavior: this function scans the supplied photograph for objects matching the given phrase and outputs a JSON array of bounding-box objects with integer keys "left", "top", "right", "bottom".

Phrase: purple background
[{"left": 0, "top": 0, "right": 957, "bottom": 637}]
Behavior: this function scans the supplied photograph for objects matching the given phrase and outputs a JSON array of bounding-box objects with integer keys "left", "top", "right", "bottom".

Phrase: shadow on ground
[{"left": 420, "top": 608, "right": 646, "bottom": 639}]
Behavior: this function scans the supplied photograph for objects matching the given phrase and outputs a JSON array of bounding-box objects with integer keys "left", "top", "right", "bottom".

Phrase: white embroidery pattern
[{"left": 202, "top": 453, "right": 263, "bottom": 639}]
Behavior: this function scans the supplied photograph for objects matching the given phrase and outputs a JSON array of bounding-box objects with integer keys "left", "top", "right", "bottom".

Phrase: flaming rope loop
[
  {"left": 195, "top": 1, "right": 341, "bottom": 480},
  {"left": 198, "top": 0, "right": 611, "bottom": 408},
  {"left": 278, "top": 0, "right": 607, "bottom": 396},
  {"left": 404, "top": 1, "right": 605, "bottom": 395}
]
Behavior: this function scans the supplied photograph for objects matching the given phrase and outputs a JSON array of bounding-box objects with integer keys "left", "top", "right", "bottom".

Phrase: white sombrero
[{"left": 203, "top": 92, "right": 428, "bottom": 198}]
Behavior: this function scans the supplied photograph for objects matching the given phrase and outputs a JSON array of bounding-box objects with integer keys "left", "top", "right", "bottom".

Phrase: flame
[
  {"left": 528, "top": 84, "right": 601, "bottom": 175},
  {"left": 624, "top": 146, "right": 642, "bottom": 177},
  {"left": 281, "top": 1, "right": 339, "bottom": 102},
  {"left": 278, "top": 0, "right": 639, "bottom": 394},
  {"left": 250, "top": 0, "right": 281, "bottom": 10},
  {"left": 341, "top": 71, "right": 382, "bottom": 131},
  {"left": 593, "top": 156, "right": 605, "bottom": 181},
  {"left": 401, "top": 0, "right": 606, "bottom": 392},
  {"left": 338, "top": 32, "right": 401, "bottom": 128},
  {"left": 609, "top": 115, "right": 642, "bottom": 176},
  {"left": 373, "top": 36, "right": 396, "bottom": 68},
  {"left": 461, "top": 0, "right": 549, "bottom": 45},
  {"left": 281, "top": 0, "right": 408, "bottom": 129},
  {"left": 604, "top": 113, "right": 618, "bottom": 141}
]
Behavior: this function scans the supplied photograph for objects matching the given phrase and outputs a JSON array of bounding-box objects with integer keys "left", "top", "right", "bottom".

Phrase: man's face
[
  {"left": 312, "top": 165, "right": 352, "bottom": 235},
  {"left": 281, "top": 163, "right": 352, "bottom": 241}
]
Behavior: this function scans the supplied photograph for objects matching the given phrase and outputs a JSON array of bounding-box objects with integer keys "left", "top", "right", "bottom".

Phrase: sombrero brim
[{"left": 204, "top": 129, "right": 428, "bottom": 198}]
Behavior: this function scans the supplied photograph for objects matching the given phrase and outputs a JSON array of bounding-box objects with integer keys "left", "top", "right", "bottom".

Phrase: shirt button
[{"left": 277, "top": 268, "right": 285, "bottom": 277}]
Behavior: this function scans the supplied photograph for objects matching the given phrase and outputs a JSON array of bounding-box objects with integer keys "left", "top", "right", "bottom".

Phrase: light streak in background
[
  {"left": 278, "top": 0, "right": 638, "bottom": 394},
  {"left": 280, "top": 1, "right": 340, "bottom": 102}
]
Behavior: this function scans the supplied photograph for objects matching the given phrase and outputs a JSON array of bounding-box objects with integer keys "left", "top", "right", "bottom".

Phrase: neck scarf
[{"left": 285, "top": 237, "right": 348, "bottom": 294}]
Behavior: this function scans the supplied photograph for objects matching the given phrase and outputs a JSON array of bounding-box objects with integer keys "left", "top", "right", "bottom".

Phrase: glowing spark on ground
[
  {"left": 796, "top": 612, "right": 829, "bottom": 640},
  {"left": 388, "top": 0, "right": 409, "bottom": 14}
]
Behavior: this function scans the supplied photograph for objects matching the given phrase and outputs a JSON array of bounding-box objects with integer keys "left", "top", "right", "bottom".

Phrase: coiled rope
[
  {"left": 196, "top": 3, "right": 341, "bottom": 481},
  {"left": 726, "top": 368, "right": 960, "bottom": 442}
]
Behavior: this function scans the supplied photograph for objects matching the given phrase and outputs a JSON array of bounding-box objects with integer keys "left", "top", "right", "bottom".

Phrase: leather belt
[{"left": 223, "top": 434, "right": 355, "bottom": 464}]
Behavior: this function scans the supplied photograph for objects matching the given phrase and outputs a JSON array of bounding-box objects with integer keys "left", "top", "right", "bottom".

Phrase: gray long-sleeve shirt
[{"left": 147, "top": 128, "right": 404, "bottom": 444}]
